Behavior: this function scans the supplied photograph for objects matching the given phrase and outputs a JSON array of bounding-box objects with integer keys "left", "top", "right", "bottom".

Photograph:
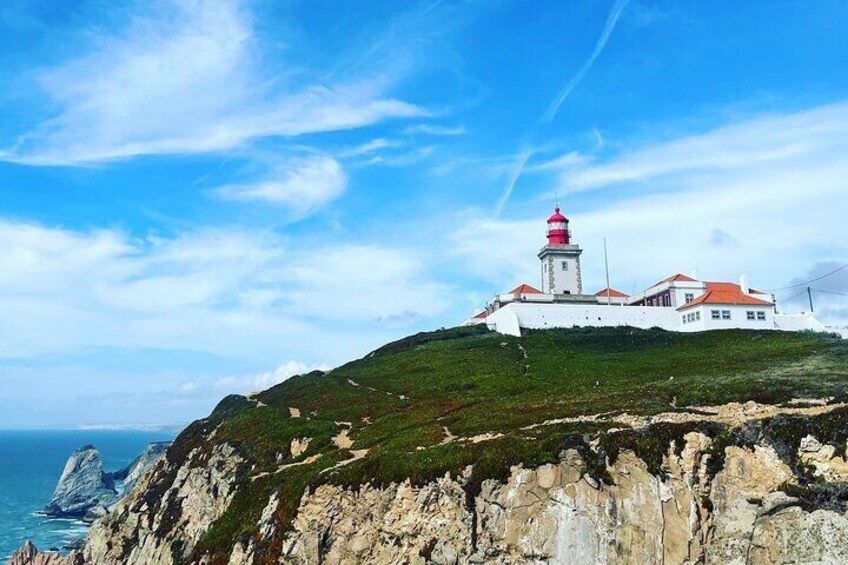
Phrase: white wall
[
  {"left": 678, "top": 304, "right": 774, "bottom": 332},
  {"left": 595, "top": 295, "right": 629, "bottom": 306},
  {"left": 487, "top": 302, "right": 680, "bottom": 336},
  {"left": 484, "top": 302, "right": 834, "bottom": 337},
  {"left": 628, "top": 280, "right": 705, "bottom": 307},
  {"left": 671, "top": 282, "right": 707, "bottom": 308},
  {"left": 774, "top": 312, "right": 827, "bottom": 332}
]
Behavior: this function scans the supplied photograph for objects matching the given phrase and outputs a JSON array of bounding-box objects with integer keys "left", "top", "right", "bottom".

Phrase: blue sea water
[{"left": 0, "top": 430, "right": 175, "bottom": 560}]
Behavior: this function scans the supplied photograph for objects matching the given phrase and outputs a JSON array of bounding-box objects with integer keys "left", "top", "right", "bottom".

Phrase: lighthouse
[{"left": 538, "top": 206, "right": 583, "bottom": 295}]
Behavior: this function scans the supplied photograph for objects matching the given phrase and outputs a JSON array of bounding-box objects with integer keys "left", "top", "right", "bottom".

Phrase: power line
[
  {"left": 814, "top": 289, "right": 848, "bottom": 297},
  {"left": 781, "top": 288, "right": 809, "bottom": 303},
  {"left": 765, "top": 263, "right": 848, "bottom": 292}
]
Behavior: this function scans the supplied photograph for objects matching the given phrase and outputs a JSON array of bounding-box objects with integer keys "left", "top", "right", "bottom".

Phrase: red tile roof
[
  {"left": 508, "top": 283, "right": 543, "bottom": 295},
  {"left": 595, "top": 287, "right": 629, "bottom": 298},
  {"left": 652, "top": 273, "right": 698, "bottom": 288},
  {"left": 473, "top": 311, "right": 487, "bottom": 319},
  {"left": 677, "top": 282, "right": 772, "bottom": 310}
]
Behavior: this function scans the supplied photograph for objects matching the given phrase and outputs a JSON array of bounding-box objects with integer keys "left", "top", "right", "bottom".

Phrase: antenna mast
[{"left": 603, "top": 237, "right": 611, "bottom": 305}]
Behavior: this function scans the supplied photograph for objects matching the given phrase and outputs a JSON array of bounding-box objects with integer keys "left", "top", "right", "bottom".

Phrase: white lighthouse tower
[{"left": 538, "top": 206, "right": 583, "bottom": 294}]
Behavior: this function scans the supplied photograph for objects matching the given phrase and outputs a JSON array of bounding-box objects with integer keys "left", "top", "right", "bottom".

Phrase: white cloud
[
  {"left": 561, "top": 102, "right": 848, "bottom": 191},
  {"left": 495, "top": 0, "right": 630, "bottom": 214},
  {"left": 284, "top": 245, "right": 450, "bottom": 322},
  {"left": 373, "top": 145, "right": 437, "bottom": 167},
  {"left": 526, "top": 151, "right": 587, "bottom": 173},
  {"left": 211, "top": 360, "right": 332, "bottom": 395},
  {"left": 402, "top": 123, "right": 467, "bottom": 136},
  {"left": 4, "top": 0, "right": 424, "bottom": 165},
  {"left": 542, "top": 0, "right": 630, "bottom": 123},
  {"left": 0, "top": 221, "right": 450, "bottom": 359},
  {"left": 215, "top": 155, "right": 347, "bottom": 213},
  {"left": 340, "top": 138, "right": 401, "bottom": 157}
]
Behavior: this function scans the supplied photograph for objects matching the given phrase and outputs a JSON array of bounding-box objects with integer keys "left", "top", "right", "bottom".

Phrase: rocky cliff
[
  {"left": 6, "top": 542, "right": 80, "bottom": 565},
  {"left": 68, "top": 401, "right": 848, "bottom": 564},
  {"left": 112, "top": 441, "right": 171, "bottom": 494},
  {"left": 8, "top": 327, "right": 848, "bottom": 564}
]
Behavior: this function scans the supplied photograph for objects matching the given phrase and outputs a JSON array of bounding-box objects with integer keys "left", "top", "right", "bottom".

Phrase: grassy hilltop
[{"left": 152, "top": 326, "right": 848, "bottom": 560}]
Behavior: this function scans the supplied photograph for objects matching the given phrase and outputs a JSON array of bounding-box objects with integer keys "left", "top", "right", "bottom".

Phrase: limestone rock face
[
  {"left": 14, "top": 409, "right": 848, "bottom": 565},
  {"left": 6, "top": 542, "right": 79, "bottom": 565},
  {"left": 225, "top": 437, "right": 848, "bottom": 565},
  {"left": 82, "top": 442, "right": 243, "bottom": 565},
  {"left": 117, "top": 441, "right": 171, "bottom": 494},
  {"left": 42, "top": 446, "right": 117, "bottom": 521},
  {"left": 798, "top": 434, "right": 848, "bottom": 481}
]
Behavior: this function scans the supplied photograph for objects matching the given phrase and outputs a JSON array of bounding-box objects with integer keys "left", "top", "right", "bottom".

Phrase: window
[
  {"left": 711, "top": 310, "right": 721, "bottom": 320},
  {"left": 721, "top": 310, "right": 731, "bottom": 320},
  {"left": 561, "top": 261, "right": 568, "bottom": 271},
  {"left": 696, "top": 311, "right": 701, "bottom": 320},
  {"left": 682, "top": 315, "right": 687, "bottom": 324},
  {"left": 757, "top": 311, "right": 766, "bottom": 321},
  {"left": 685, "top": 293, "right": 694, "bottom": 303},
  {"left": 747, "top": 311, "right": 755, "bottom": 320}
]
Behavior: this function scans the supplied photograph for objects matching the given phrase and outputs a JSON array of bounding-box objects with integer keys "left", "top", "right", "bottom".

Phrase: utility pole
[
  {"left": 603, "top": 237, "right": 611, "bottom": 305},
  {"left": 807, "top": 286, "right": 814, "bottom": 313}
]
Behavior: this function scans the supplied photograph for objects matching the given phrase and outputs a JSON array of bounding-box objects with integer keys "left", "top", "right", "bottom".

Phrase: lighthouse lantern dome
[{"left": 546, "top": 206, "right": 570, "bottom": 245}]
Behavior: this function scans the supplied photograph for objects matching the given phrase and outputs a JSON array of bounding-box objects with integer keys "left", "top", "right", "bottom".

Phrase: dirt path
[{"left": 521, "top": 399, "right": 848, "bottom": 432}]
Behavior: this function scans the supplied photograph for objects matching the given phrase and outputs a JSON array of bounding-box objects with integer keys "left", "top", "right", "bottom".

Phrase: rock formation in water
[
  {"left": 41, "top": 446, "right": 117, "bottom": 522},
  {"left": 39, "top": 440, "right": 171, "bottom": 525}
]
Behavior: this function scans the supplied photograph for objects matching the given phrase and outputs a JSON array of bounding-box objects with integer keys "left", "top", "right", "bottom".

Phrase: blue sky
[{"left": 1, "top": 0, "right": 847, "bottom": 428}]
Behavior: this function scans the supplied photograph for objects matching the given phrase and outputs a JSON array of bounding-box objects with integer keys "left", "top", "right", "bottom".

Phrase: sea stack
[{"left": 42, "top": 445, "right": 117, "bottom": 521}]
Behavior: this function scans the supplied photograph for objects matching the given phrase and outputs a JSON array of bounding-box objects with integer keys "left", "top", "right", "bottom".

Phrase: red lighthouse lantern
[{"left": 546, "top": 207, "right": 570, "bottom": 245}]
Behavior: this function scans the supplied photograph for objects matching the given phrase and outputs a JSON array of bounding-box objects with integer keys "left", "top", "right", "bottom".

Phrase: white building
[{"left": 466, "top": 207, "right": 828, "bottom": 337}]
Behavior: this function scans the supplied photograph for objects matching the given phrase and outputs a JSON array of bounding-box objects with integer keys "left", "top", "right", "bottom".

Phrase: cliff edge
[{"left": 10, "top": 326, "right": 848, "bottom": 564}]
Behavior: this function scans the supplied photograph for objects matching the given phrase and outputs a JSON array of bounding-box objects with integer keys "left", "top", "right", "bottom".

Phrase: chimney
[{"left": 740, "top": 275, "right": 749, "bottom": 294}]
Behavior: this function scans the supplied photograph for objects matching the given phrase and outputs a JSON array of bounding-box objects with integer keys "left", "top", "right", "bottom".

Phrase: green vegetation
[{"left": 167, "top": 326, "right": 847, "bottom": 564}]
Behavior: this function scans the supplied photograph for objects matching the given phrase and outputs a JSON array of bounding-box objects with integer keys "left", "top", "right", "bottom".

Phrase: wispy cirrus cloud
[
  {"left": 2, "top": 0, "right": 424, "bottom": 166},
  {"left": 402, "top": 123, "right": 467, "bottom": 136},
  {"left": 494, "top": 0, "right": 630, "bottom": 215},
  {"left": 560, "top": 102, "right": 848, "bottom": 191},
  {"left": 339, "top": 138, "right": 402, "bottom": 158},
  {"left": 540, "top": 0, "right": 631, "bottom": 124}
]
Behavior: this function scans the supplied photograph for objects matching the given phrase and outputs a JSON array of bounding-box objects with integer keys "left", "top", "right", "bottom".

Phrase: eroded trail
[{"left": 521, "top": 398, "right": 848, "bottom": 432}]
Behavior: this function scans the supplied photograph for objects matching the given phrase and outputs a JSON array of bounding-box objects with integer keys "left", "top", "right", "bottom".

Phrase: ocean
[{"left": 0, "top": 429, "right": 175, "bottom": 560}]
